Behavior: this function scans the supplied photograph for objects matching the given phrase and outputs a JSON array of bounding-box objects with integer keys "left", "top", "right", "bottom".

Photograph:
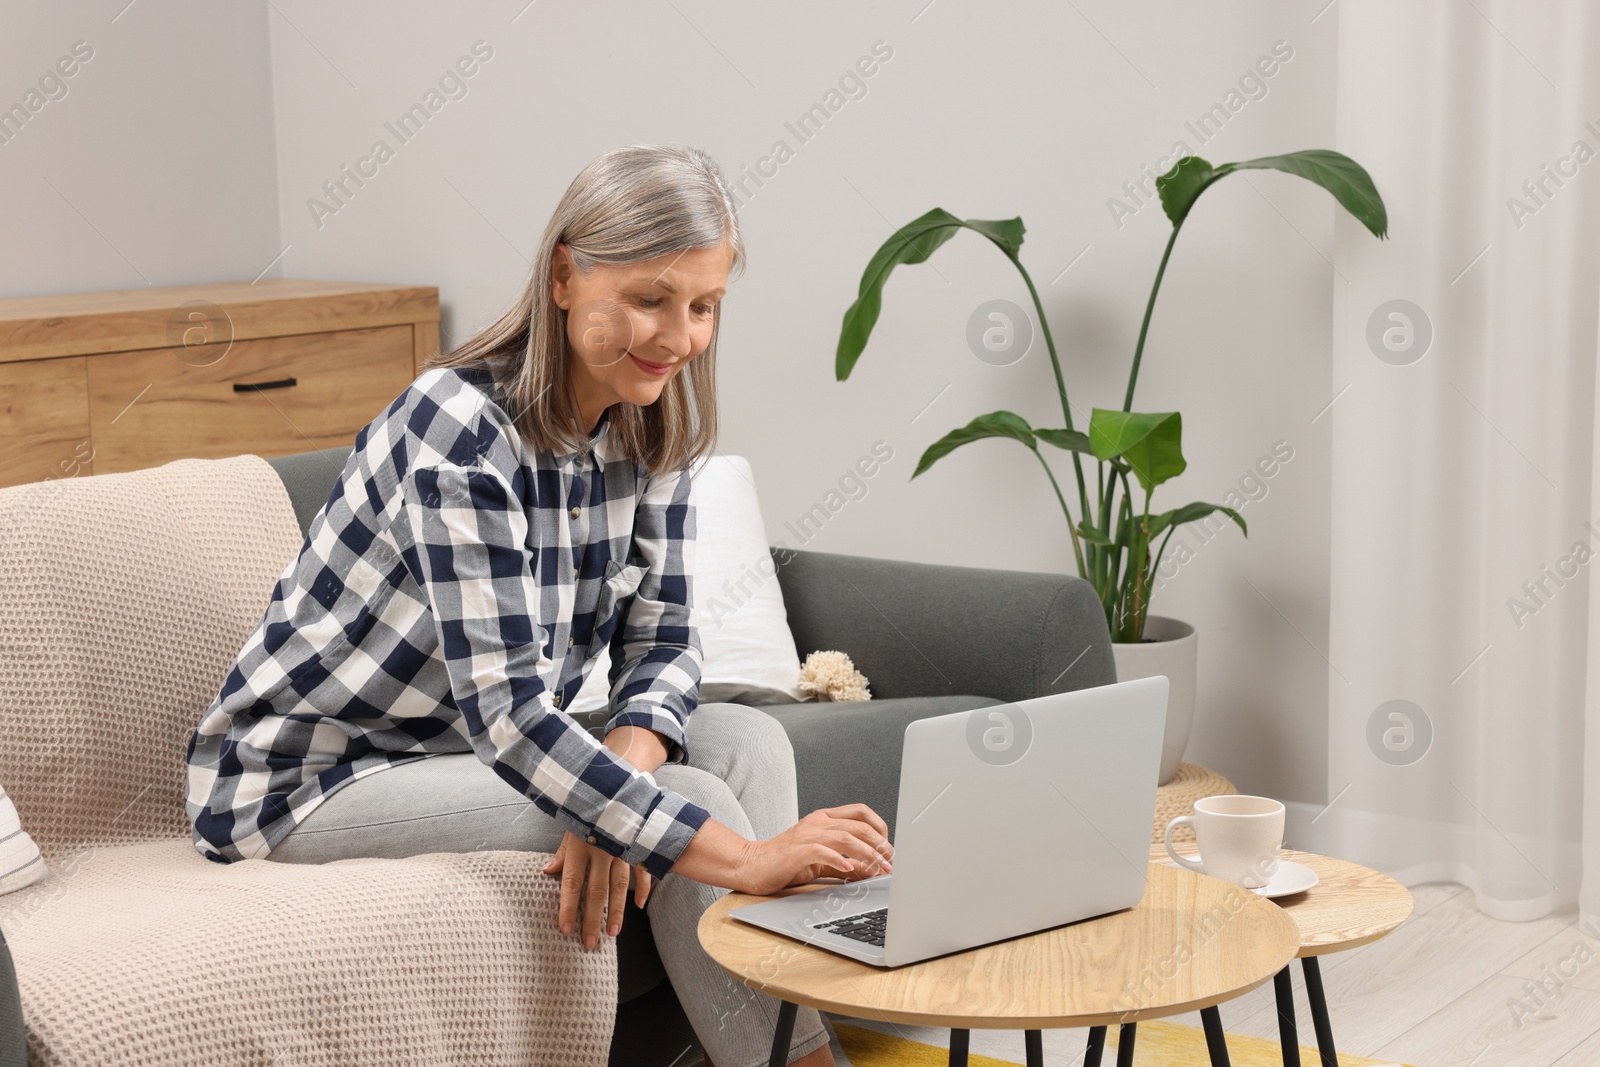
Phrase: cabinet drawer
[
  {"left": 0, "top": 356, "right": 95, "bottom": 489},
  {"left": 86, "top": 325, "right": 415, "bottom": 473}
]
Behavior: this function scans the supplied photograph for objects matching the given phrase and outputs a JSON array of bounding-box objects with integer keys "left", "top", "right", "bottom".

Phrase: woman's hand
[
  {"left": 542, "top": 831, "right": 651, "bottom": 948},
  {"left": 537, "top": 722, "right": 669, "bottom": 947},
  {"left": 670, "top": 804, "right": 894, "bottom": 895}
]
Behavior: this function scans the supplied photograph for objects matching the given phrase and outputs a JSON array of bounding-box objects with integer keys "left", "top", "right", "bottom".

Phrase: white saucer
[
  {"left": 1165, "top": 856, "right": 1319, "bottom": 898},
  {"left": 1250, "top": 859, "right": 1319, "bottom": 898}
]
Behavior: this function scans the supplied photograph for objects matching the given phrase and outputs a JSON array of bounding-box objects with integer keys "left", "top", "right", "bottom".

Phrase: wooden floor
[{"left": 697, "top": 882, "right": 1600, "bottom": 1067}]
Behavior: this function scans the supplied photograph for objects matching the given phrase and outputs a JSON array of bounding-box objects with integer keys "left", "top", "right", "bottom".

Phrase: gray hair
[{"left": 426, "top": 143, "right": 744, "bottom": 476}]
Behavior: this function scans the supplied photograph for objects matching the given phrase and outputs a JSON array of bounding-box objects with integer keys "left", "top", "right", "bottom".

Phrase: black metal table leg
[
  {"left": 1115, "top": 1022, "right": 1137, "bottom": 1067},
  {"left": 1302, "top": 956, "right": 1338, "bottom": 1067},
  {"left": 1084, "top": 1025, "right": 1107, "bottom": 1067},
  {"left": 767, "top": 1000, "right": 797, "bottom": 1067},
  {"left": 1273, "top": 965, "right": 1301, "bottom": 1067},
  {"left": 1024, "top": 1028, "right": 1044, "bottom": 1067},
  {"left": 1201, "top": 1006, "right": 1231, "bottom": 1067},
  {"left": 948, "top": 1028, "right": 970, "bottom": 1066}
]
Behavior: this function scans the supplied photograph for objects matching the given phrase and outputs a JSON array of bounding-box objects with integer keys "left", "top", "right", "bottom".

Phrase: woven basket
[{"left": 1151, "top": 763, "right": 1237, "bottom": 843}]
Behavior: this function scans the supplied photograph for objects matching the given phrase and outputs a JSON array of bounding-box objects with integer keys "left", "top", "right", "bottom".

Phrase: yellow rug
[{"left": 834, "top": 1020, "right": 1415, "bottom": 1066}]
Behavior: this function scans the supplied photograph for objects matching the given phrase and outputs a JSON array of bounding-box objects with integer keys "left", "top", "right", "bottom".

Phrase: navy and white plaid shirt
[{"left": 185, "top": 364, "right": 709, "bottom": 879}]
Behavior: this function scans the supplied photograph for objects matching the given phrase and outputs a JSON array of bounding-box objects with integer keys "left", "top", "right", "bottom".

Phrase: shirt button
[
  {"left": 585, "top": 835, "right": 597, "bottom": 845},
  {"left": 570, "top": 506, "right": 580, "bottom": 519},
  {"left": 572, "top": 566, "right": 579, "bottom": 580},
  {"left": 552, "top": 692, "right": 563, "bottom": 708},
  {"left": 567, "top": 636, "right": 574, "bottom": 648}
]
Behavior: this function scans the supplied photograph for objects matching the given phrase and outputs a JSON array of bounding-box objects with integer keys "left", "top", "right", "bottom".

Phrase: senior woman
[{"left": 185, "top": 144, "right": 891, "bottom": 1067}]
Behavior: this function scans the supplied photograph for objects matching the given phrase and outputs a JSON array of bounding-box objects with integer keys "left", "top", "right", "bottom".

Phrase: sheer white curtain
[{"left": 1323, "top": 0, "right": 1600, "bottom": 921}]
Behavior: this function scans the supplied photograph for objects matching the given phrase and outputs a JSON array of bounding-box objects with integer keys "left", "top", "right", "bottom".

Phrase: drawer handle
[{"left": 233, "top": 377, "right": 298, "bottom": 393}]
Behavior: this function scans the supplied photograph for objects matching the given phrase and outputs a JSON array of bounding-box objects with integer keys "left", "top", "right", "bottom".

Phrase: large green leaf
[
  {"left": 961, "top": 216, "right": 1026, "bottom": 256},
  {"left": 836, "top": 208, "right": 1027, "bottom": 380},
  {"left": 912, "top": 410, "right": 1037, "bottom": 479},
  {"left": 1155, "top": 150, "right": 1388, "bottom": 239},
  {"left": 1225, "top": 150, "right": 1387, "bottom": 238},
  {"left": 1156, "top": 156, "right": 1227, "bottom": 227},
  {"left": 1150, "top": 500, "right": 1248, "bottom": 539},
  {"left": 1033, "top": 427, "right": 1094, "bottom": 454},
  {"left": 1088, "top": 409, "right": 1186, "bottom": 493}
]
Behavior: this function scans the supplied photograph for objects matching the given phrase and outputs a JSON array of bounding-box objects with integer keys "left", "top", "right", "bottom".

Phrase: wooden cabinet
[
  {"left": 0, "top": 356, "right": 93, "bottom": 486},
  {"left": 0, "top": 279, "right": 438, "bottom": 488}
]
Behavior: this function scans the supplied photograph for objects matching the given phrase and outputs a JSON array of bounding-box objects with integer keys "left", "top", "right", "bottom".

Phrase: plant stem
[
  {"left": 1033, "top": 449, "right": 1087, "bottom": 577},
  {"left": 1011, "top": 253, "right": 1094, "bottom": 563},
  {"left": 1130, "top": 487, "right": 1153, "bottom": 641},
  {"left": 1110, "top": 488, "right": 1133, "bottom": 633},
  {"left": 1103, "top": 483, "right": 1124, "bottom": 612},
  {"left": 1113, "top": 471, "right": 1136, "bottom": 639},
  {"left": 1092, "top": 462, "right": 1105, "bottom": 597},
  {"left": 1011, "top": 252, "right": 1078, "bottom": 431},
  {"left": 1148, "top": 524, "right": 1179, "bottom": 592},
  {"left": 1123, "top": 218, "right": 1187, "bottom": 412},
  {"left": 1096, "top": 465, "right": 1118, "bottom": 603}
]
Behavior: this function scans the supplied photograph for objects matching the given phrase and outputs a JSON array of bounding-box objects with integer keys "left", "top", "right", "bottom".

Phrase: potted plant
[{"left": 833, "top": 150, "right": 1387, "bottom": 783}]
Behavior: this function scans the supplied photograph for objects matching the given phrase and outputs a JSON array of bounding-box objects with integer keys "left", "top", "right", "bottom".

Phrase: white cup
[{"left": 1164, "top": 794, "right": 1285, "bottom": 889}]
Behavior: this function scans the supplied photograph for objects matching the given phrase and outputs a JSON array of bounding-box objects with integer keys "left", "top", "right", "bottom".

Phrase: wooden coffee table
[
  {"left": 698, "top": 862, "right": 1301, "bottom": 1067},
  {"left": 1154, "top": 844, "right": 1415, "bottom": 1067}
]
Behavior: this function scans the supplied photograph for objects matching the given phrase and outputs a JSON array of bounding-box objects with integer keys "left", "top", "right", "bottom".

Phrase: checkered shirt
[{"left": 185, "top": 364, "right": 709, "bottom": 878}]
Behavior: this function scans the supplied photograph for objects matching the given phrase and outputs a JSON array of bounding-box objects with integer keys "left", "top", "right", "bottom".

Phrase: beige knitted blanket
[{"left": 0, "top": 455, "right": 616, "bottom": 1066}]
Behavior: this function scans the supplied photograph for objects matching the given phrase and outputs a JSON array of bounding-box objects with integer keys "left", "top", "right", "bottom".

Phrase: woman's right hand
[{"left": 671, "top": 803, "right": 894, "bottom": 895}]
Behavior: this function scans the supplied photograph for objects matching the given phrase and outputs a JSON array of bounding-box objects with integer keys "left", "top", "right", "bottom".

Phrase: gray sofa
[
  {"left": 0, "top": 929, "right": 20, "bottom": 1067},
  {"left": 0, "top": 444, "right": 1116, "bottom": 1067}
]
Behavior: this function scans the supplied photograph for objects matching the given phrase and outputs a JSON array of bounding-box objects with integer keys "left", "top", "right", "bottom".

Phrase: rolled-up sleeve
[
  {"left": 604, "top": 464, "right": 704, "bottom": 765},
  {"left": 390, "top": 448, "right": 709, "bottom": 879}
]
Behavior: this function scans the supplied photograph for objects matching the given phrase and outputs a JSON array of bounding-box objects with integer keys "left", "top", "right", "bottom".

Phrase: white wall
[
  {"left": 0, "top": 1, "right": 280, "bottom": 296},
  {"left": 5, "top": 0, "right": 1341, "bottom": 808},
  {"left": 264, "top": 0, "right": 1340, "bottom": 806}
]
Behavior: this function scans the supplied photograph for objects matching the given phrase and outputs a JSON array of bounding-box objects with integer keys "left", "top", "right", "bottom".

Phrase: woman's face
[{"left": 552, "top": 241, "right": 733, "bottom": 429}]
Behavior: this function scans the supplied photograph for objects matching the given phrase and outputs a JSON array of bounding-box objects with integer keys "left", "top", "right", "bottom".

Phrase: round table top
[
  {"left": 697, "top": 862, "right": 1301, "bottom": 1029},
  {"left": 1150, "top": 844, "right": 1416, "bottom": 957}
]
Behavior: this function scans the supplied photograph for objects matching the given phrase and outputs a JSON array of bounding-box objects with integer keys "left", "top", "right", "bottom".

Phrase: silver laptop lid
[{"left": 882, "top": 675, "right": 1168, "bottom": 967}]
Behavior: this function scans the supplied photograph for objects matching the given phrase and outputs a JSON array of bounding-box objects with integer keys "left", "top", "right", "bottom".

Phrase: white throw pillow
[
  {"left": 570, "top": 454, "right": 802, "bottom": 715},
  {"left": 0, "top": 782, "right": 44, "bottom": 896}
]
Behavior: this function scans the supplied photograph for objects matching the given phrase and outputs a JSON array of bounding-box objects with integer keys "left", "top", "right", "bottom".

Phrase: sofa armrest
[
  {"left": 771, "top": 548, "right": 1116, "bottom": 701},
  {"left": 0, "top": 926, "right": 26, "bottom": 1067}
]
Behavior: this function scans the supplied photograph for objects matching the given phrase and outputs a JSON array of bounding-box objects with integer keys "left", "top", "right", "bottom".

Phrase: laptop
[{"left": 728, "top": 675, "right": 1169, "bottom": 968}]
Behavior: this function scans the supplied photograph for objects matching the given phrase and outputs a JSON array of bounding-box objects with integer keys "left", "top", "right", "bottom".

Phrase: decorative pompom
[{"left": 797, "top": 650, "right": 871, "bottom": 702}]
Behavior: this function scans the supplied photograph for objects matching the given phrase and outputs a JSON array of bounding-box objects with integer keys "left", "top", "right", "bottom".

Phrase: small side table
[
  {"left": 698, "top": 862, "right": 1300, "bottom": 1067},
  {"left": 1155, "top": 844, "right": 1415, "bottom": 1067}
]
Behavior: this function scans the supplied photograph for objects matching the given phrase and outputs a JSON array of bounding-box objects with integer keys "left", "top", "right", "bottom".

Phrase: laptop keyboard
[{"left": 812, "top": 907, "right": 888, "bottom": 947}]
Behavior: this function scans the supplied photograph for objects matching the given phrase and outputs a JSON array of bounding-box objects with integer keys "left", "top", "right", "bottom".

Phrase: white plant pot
[{"left": 1110, "top": 615, "right": 1197, "bottom": 786}]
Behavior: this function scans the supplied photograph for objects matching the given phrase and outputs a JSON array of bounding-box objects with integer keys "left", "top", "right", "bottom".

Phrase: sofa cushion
[
  {"left": 266, "top": 448, "right": 809, "bottom": 715},
  {"left": 0, "top": 838, "right": 616, "bottom": 1066},
  {"left": 0, "top": 785, "right": 42, "bottom": 897},
  {"left": 774, "top": 550, "right": 1117, "bottom": 703},
  {"left": 0, "top": 455, "right": 304, "bottom": 863},
  {"left": 263, "top": 443, "right": 352, "bottom": 538},
  {"left": 571, "top": 454, "right": 803, "bottom": 714},
  {"left": 762, "top": 695, "right": 1005, "bottom": 842}
]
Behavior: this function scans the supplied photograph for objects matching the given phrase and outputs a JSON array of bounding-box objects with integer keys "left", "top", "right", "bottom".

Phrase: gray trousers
[{"left": 266, "top": 702, "right": 829, "bottom": 1067}]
